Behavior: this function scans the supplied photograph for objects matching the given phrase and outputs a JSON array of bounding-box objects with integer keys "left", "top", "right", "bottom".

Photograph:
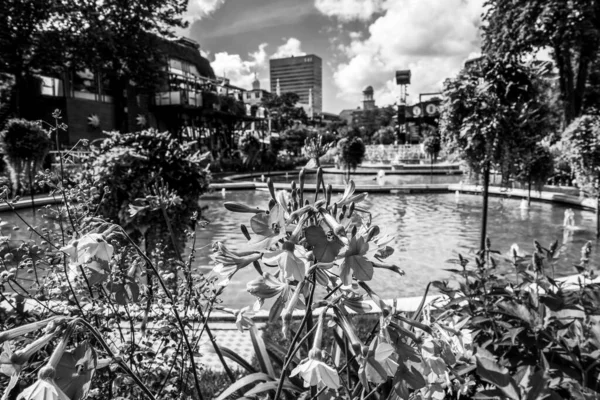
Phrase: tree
[
  {"left": 482, "top": 0, "right": 600, "bottom": 124},
  {"left": 262, "top": 92, "right": 308, "bottom": 132},
  {"left": 560, "top": 114, "right": 600, "bottom": 236},
  {"left": 372, "top": 126, "right": 396, "bottom": 145},
  {"left": 515, "top": 144, "right": 555, "bottom": 205},
  {"left": 0, "top": 0, "right": 74, "bottom": 117},
  {"left": 281, "top": 127, "right": 310, "bottom": 155},
  {"left": 0, "top": 119, "right": 52, "bottom": 205},
  {"left": 74, "top": 0, "right": 188, "bottom": 132},
  {"left": 240, "top": 134, "right": 261, "bottom": 168},
  {"left": 423, "top": 134, "right": 441, "bottom": 163},
  {"left": 441, "top": 57, "right": 551, "bottom": 250},
  {"left": 338, "top": 137, "right": 365, "bottom": 182}
]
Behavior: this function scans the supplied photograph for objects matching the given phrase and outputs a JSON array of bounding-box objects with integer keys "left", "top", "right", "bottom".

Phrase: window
[
  {"left": 72, "top": 69, "right": 113, "bottom": 103},
  {"left": 255, "top": 91, "right": 260, "bottom": 99},
  {"left": 40, "top": 76, "right": 63, "bottom": 97}
]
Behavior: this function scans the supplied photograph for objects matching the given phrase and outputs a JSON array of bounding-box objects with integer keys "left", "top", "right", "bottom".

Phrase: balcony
[{"left": 154, "top": 90, "right": 203, "bottom": 107}]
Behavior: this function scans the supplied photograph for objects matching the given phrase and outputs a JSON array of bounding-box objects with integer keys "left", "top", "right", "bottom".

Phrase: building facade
[
  {"left": 269, "top": 55, "right": 322, "bottom": 116},
  {"left": 0, "top": 36, "right": 266, "bottom": 147}
]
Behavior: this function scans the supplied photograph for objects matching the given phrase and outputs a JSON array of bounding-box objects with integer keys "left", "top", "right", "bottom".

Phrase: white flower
[{"left": 60, "top": 233, "right": 114, "bottom": 264}]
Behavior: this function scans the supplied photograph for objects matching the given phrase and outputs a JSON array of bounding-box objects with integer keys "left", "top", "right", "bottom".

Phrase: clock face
[
  {"left": 412, "top": 106, "right": 422, "bottom": 117},
  {"left": 426, "top": 104, "right": 438, "bottom": 115}
]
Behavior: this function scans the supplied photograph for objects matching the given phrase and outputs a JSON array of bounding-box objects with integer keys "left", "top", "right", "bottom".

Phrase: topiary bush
[
  {"left": 0, "top": 118, "right": 52, "bottom": 195},
  {"left": 339, "top": 136, "right": 366, "bottom": 181}
]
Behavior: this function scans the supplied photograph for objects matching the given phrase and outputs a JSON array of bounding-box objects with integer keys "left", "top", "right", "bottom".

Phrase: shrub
[
  {"left": 339, "top": 136, "right": 365, "bottom": 180},
  {"left": 423, "top": 134, "right": 441, "bottom": 162},
  {"left": 0, "top": 118, "right": 52, "bottom": 195},
  {"left": 89, "top": 130, "right": 211, "bottom": 254},
  {"left": 372, "top": 126, "right": 396, "bottom": 145},
  {"left": 431, "top": 238, "right": 600, "bottom": 399}
]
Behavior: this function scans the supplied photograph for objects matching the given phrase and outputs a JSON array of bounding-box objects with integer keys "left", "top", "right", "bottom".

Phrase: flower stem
[{"left": 274, "top": 271, "right": 317, "bottom": 400}]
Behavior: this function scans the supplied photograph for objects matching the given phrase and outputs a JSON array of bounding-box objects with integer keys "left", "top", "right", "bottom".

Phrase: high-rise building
[{"left": 269, "top": 55, "right": 322, "bottom": 116}]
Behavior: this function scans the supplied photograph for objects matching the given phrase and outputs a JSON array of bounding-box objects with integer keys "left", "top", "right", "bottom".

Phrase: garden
[{"left": 3, "top": 0, "right": 600, "bottom": 399}]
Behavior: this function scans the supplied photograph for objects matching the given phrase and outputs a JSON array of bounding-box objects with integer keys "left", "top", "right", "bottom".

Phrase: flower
[
  {"left": 263, "top": 241, "right": 306, "bottom": 281},
  {"left": 339, "top": 235, "right": 373, "bottom": 285},
  {"left": 246, "top": 272, "right": 288, "bottom": 300},
  {"left": 60, "top": 233, "right": 114, "bottom": 264},
  {"left": 359, "top": 337, "right": 398, "bottom": 385},
  {"left": 217, "top": 306, "right": 255, "bottom": 332},
  {"left": 247, "top": 204, "right": 286, "bottom": 249},
  {"left": 211, "top": 242, "right": 262, "bottom": 286},
  {"left": 291, "top": 314, "right": 340, "bottom": 390}
]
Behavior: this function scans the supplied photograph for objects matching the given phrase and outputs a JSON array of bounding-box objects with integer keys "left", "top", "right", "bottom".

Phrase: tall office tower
[{"left": 269, "top": 55, "right": 322, "bottom": 116}]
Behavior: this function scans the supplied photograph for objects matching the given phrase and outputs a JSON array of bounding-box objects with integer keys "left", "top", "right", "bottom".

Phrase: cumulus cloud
[
  {"left": 330, "top": 0, "right": 484, "bottom": 106},
  {"left": 272, "top": 38, "right": 306, "bottom": 59},
  {"left": 210, "top": 38, "right": 305, "bottom": 89},
  {"left": 314, "top": 0, "right": 384, "bottom": 22},
  {"left": 184, "top": 0, "right": 227, "bottom": 22},
  {"left": 212, "top": 43, "right": 268, "bottom": 88}
]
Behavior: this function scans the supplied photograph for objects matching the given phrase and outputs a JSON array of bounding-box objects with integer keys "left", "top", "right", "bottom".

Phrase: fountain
[
  {"left": 519, "top": 198, "right": 529, "bottom": 210},
  {"left": 563, "top": 208, "right": 586, "bottom": 232}
]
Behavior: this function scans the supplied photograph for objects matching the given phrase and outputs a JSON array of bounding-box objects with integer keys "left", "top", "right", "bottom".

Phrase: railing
[
  {"left": 154, "top": 90, "right": 203, "bottom": 107},
  {"left": 363, "top": 144, "right": 447, "bottom": 164}
]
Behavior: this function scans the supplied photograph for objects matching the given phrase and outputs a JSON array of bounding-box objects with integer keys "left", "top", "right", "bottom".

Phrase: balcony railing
[{"left": 154, "top": 90, "right": 203, "bottom": 107}]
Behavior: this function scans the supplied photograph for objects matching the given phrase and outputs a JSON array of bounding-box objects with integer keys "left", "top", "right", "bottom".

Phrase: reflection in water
[{"left": 3, "top": 191, "right": 599, "bottom": 308}]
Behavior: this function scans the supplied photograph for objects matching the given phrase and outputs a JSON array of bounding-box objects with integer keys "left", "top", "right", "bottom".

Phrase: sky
[{"left": 177, "top": 0, "right": 485, "bottom": 114}]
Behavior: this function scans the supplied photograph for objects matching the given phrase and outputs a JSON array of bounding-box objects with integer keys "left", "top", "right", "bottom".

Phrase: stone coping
[{"left": 223, "top": 165, "right": 462, "bottom": 182}]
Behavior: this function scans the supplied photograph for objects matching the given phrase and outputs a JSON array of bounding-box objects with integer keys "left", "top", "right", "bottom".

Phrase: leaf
[
  {"left": 55, "top": 341, "right": 97, "bottom": 400},
  {"left": 215, "top": 372, "right": 272, "bottom": 400},
  {"left": 244, "top": 380, "right": 302, "bottom": 397},
  {"left": 304, "top": 226, "right": 342, "bottom": 263},
  {"left": 223, "top": 202, "right": 264, "bottom": 214},
  {"left": 345, "top": 256, "right": 373, "bottom": 282},
  {"left": 476, "top": 351, "right": 520, "bottom": 400},
  {"left": 217, "top": 346, "right": 256, "bottom": 373},
  {"left": 249, "top": 325, "right": 275, "bottom": 378},
  {"left": 1, "top": 373, "right": 20, "bottom": 400}
]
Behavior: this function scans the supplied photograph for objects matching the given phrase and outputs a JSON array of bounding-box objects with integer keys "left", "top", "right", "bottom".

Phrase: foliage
[
  {"left": 0, "top": 0, "right": 73, "bottom": 115},
  {"left": 89, "top": 130, "right": 211, "bottom": 255},
  {"left": 372, "top": 126, "right": 396, "bottom": 145},
  {"left": 339, "top": 137, "right": 366, "bottom": 173},
  {"left": 482, "top": 0, "right": 600, "bottom": 123},
  {"left": 262, "top": 92, "right": 308, "bottom": 132},
  {"left": 515, "top": 143, "right": 555, "bottom": 193},
  {"left": 440, "top": 57, "right": 550, "bottom": 181},
  {"left": 560, "top": 114, "right": 600, "bottom": 196},
  {"left": 240, "top": 134, "right": 262, "bottom": 168},
  {"left": 213, "top": 175, "right": 471, "bottom": 399},
  {"left": 351, "top": 106, "right": 397, "bottom": 141},
  {"left": 423, "top": 134, "right": 442, "bottom": 161},
  {"left": 0, "top": 112, "right": 233, "bottom": 400},
  {"left": 0, "top": 118, "right": 52, "bottom": 194},
  {"left": 280, "top": 127, "right": 310, "bottom": 155},
  {"left": 431, "top": 238, "right": 600, "bottom": 399},
  {"left": 303, "top": 134, "right": 334, "bottom": 167}
]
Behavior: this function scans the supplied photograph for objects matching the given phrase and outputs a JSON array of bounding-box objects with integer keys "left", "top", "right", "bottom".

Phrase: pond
[
  {"left": 266, "top": 172, "right": 463, "bottom": 186},
  {"left": 3, "top": 190, "right": 599, "bottom": 309}
]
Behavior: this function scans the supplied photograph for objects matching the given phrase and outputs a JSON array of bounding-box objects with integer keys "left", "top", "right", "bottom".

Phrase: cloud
[
  {"left": 184, "top": 0, "right": 227, "bottom": 22},
  {"left": 210, "top": 38, "right": 306, "bottom": 90},
  {"left": 212, "top": 43, "right": 268, "bottom": 88},
  {"left": 272, "top": 38, "right": 306, "bottom": 59},
  {"left": 332, "top": 0, "right": 484, "bottom": 107},
  {"left": 314, "top": 0, "right": 384, "bottom": 22}
]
